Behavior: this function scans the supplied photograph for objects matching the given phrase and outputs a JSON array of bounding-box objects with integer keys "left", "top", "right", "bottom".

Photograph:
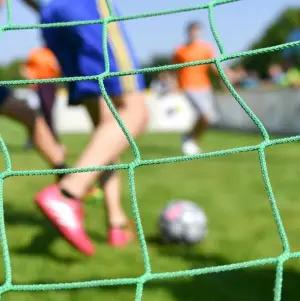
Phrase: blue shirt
[{"left": 240, "top": 77, "right": 259, "bottom": 89}]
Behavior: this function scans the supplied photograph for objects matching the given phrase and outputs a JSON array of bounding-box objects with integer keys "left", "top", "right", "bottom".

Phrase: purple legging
[{"left": 37, "top": 83, "right": 59, "bottom": 141}]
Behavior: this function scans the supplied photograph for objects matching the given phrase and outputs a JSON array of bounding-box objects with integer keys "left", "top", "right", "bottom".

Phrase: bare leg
[
  {"left": 38, "top": 83, "right": 59, "bottom": 141},
  {"left": 84, "top": 96, "right": 128, "bottom": 228},
  {"left": 59, "top": 92, "right": 148, "bottom": 199},
  {"left": 188, "top": 114, "right": 210, "bottom": 140},
  {"left": 33, "top": 116, "right": 65, "bottom": 166},
  {"left": 182, "top": 114, "right": 211, "bottom": 155},
  {"left": 0, "top": 96, "right": 64, "bottom": 166},
  {"left": 100, "top": 168, "right": 127, "bottom": 227}
]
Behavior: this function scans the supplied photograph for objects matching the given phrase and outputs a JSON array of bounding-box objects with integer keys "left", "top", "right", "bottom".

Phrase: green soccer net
[{"left": 0, "top": 0, "right": 300, "bottom": 300}]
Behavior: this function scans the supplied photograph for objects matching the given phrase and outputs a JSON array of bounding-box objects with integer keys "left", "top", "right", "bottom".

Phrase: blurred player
[
  {"left": 21, "top": 47, "right": 65, "bottom": 151},
  {"left": 0, "top": 2, "right": 67, "bottom": 180},
  {"left": 0, "top": 86, "right": 65, "bottom": 169},
  {"left": 172, "top": 21, "right": 232, "bottom": 155},
  {"left": 23, "top": 0, "right": 148, "bottom": 255}
]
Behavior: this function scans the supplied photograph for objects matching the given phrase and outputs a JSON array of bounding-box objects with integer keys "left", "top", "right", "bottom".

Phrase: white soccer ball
[{"left": 159, "top": 200, "right": 207, "bottom": 244}]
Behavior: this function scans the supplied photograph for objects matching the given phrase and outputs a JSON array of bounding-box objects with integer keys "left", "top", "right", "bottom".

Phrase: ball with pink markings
[{"left": 159, "top": 200, "right": 207, "bottom": 244}]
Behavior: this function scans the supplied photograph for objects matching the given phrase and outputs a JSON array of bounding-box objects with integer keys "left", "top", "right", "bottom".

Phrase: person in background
[
  {"left": 242, "top": 70, "right": 260, "bottom": 89},
  {"left": 235, "top": 67, "right": 260, "bottom": 90},
  {"left": 231, "top": 66, "right": 247, "bottom": 87},
  {"left": 21, "top": 47, "right": 66, "bottom": 152},
  {"left": 284, "top": 61, "right": 300, "bottom": 88},
  {"left": 268, "top": 64, "right": 286, "bottom": 86},
  {"left": 0, "top": 85, "right": 65, "bottom": 171},
  {"left": 282, "top": 28, "right": 300, "bottom": 88},
  {"left": 172, "top": 21, "right": 234, "bottom": 155}
]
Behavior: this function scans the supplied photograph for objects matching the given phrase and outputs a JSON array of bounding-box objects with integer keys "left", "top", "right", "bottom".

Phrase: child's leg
[
  {"left": 38, "top": 83, "right": 69, "bottom": 158},
  {"left": 38, "top": 83, "right": 58, "bottom": 141},
  {"left": 35, "top": 0, "right": 147, "bottom": 254},
  {"left": 0, "top": 95, "right": 65, "bottom": 166},
  {"left": 100, "top": 168, "right": 127, "bottom": 227},
  {"left": 83, "top": 96, "right": 129, "bottom": 228},
  {"left": 59, "top": 91, "right": 148, "bottom": 199},
  {"left": 100, "top": 167, "right": 135, "bottom": 247}
]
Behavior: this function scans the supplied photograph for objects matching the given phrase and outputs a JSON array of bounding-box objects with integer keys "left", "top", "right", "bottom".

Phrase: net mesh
[{"left": 0, "top": 0, "right": 300, "bottom": 300}]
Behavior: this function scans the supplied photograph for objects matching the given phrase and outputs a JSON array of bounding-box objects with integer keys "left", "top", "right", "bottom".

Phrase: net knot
[{"left": 138, "top": 272, "right": 152, "bottom": 284}]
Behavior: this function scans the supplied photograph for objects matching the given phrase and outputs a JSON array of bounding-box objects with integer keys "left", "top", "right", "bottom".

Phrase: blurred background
[
  {"left": 0, "top": 1, "right": 300, "bottom": 301},
  {"left": 0, "top": 0, "right": 300, "bottom": 135}
]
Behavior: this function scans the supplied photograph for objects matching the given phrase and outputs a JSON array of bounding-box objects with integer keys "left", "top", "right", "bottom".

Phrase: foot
[
  {"left": 181, "top": 135, "right": 202, "bottom": 155},
  {"left": 35, "top": 185, "right": 95, "bottom": 256},
  {"left": 108, "top": 221, "right": 135, "bottom": 247}
]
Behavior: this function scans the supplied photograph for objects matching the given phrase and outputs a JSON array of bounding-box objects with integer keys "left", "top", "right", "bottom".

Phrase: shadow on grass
[
  {"left": 144, "top": 240, "right": 299, "bottom": 301},
  {"left": 74, "top": 245, "right": 298, "bottom": 301},
  {"left": 142, "top": 260, "right": 298, "bottom": 301},
  {"left": 3, "top": 204, "right": 105, "bottom": 263}
]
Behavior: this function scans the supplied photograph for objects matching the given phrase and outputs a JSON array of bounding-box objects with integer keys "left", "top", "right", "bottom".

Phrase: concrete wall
[{"left": 14, "top": 88, "right": 300, "bottom": 135}]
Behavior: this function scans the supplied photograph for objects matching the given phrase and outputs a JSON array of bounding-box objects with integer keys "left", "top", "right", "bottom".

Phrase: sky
[{"left": 0, "top": 0, "right": 299, "bottom": 65}]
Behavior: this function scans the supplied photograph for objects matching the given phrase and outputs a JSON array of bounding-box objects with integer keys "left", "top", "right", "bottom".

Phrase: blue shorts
[
  {"left": 0, "top": 86, "right": 11, "bottom": 105},
  {"left": 40, "top": 0, "right": 145, "bottom": 105}
]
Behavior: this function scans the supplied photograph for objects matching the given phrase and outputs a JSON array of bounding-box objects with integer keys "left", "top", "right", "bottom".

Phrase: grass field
[{"left": 1, "top": 118, "right": 300, "bottom": 301}]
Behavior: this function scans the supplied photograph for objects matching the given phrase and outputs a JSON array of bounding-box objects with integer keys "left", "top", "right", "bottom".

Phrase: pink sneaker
[
  {"left": 108, "top": 221, "right": 136, "bottom": 247},
  {"left": 35, "top": 185, "right": 95, "bottom": 256}
]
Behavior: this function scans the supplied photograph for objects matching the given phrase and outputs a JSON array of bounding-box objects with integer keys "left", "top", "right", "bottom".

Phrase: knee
[{"left": 130, "top": 92, "right": 149, "bottom": 132}]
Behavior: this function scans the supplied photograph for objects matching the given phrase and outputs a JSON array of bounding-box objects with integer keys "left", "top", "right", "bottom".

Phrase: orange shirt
[
  {"left": 24, "top": 47, "right": 60, "bottom": 80},
  {"left": 173, "top": 41, "right": 215, "bottom": 90}
]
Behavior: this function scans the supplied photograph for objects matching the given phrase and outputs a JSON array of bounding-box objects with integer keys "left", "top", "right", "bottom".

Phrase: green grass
[{"left": 1, "top": 118, "right": 300, "bottom": 300}]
